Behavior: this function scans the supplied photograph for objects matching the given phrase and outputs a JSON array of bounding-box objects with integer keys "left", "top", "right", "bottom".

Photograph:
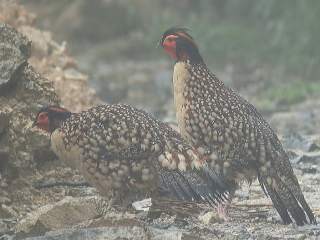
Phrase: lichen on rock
[
  {"left": 0, "top": 23, "right": 30, "bottom": 91},
  {"left": 0, "top": 23, "right": 59, "bottom": 172},
  {"left": 0, "top": 2, "right": 100, "bottom": 232}
]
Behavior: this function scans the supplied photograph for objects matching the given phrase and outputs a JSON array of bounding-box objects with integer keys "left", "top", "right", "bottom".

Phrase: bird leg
[
  {"left": 215, "top": 187, "right": 235, "bottom": 221},
  {"left": 216, "top": 201, "right": 231, "bottom": 221}
]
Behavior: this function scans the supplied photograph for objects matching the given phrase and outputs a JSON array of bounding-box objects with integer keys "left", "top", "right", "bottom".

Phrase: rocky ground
[
  {"left": 1, "top": 1, "right": 320, "bottom": 240},
  {"left": 1, "top": 137, "right": 319, "bottom": 240}
]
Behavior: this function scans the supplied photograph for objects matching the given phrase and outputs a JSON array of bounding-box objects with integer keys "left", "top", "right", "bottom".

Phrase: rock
[
  {"left": 15, "top": 196, "right": 101, "bottom": 238},
  {"left": 49, "top": 65, "right": 99, "bottom": 112},
  {"left": 269, "top": 100, "right": 320, "bottom": 135},
  {"left": 0, "top": 23, "right": 30, "bottom": 90},
  {"left": 0, "top": 148, "right": 10, "bottom": 172},
  {"left": 0, "top": 111, "right": 9, "bottom": 135},
  {"left": 22, "top": 226, "right": 151, "bottom": 240},
  {"left": 0, "top": 1, "right": 35, "bottom": 28},
  {"left": 0, "top": 19, "right": 59, "bottom": 173},
  {"left": 270, "top": 111, "right": 312, "bottom": 135},
  {"left": 282, "top": 133, "right": 320, "bottom": 173},
  {"left": 0, "top": 2, "right": 100, "bottom": 219},
  {"left": 295, "top": 151, "right": 320, "bottom": 165},
  {"left": 4, "top": 64, "right": 58, "bottom": 170},
  {"left": 281, "top": 132, "right": 316, "bottom": 152},
  {"left": 289, "top": 150, "right": 320, "bottom": 173},
  {"left": 20, "top": 221, "right": 201, "bottom": 240},
  {"left": 132, "top": 198, "right": 152, "bottom": 212},
  {"left": 151, "top": 213, "right": 176, "bottom": 229},
  {"left": 0, "top": 219, "right": 11, "bottom": 236},
  {"left": 0, "top": 196, "right": 11, "bottom": 204},
  {"left": 0, "top": 204, "right": 18, "bottom": 218},
  {"left": 18, "top": 26, "right": 52, "bottom": 57},
  {"left": 309, "top": 137, "right": 320, "bottom": 152},
  {"left": 198, "top": 211, "right": 223, "bottom": 224}
]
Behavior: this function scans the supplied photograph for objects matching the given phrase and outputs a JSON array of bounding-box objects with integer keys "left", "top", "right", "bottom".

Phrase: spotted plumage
[
  {"left": 33, "top": 104, "right": 229, "bottom": 207},
  {"left": 161, "top": 27, "right": 316, "bottom": 225}
]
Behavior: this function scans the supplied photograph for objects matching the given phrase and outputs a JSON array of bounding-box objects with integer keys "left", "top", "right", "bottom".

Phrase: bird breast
[
  {"left": 50, "top": 130, "right": 82, "bottom": 170},
  {"left": 173, "top": 62, "right": 190, "bottom": 139}
]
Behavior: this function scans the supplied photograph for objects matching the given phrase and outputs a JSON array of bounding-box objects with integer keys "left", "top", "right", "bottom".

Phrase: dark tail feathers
[{"left": 258, "top": 172, "right": 316, "bottom": 226}]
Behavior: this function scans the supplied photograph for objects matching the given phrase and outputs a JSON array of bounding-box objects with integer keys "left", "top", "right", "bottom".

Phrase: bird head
[
  {"left": 160, "top": 27, "right": 202, "bottom": 63},
  {"left": 33, "top": 105, "right": 71, "bottom": 133}
]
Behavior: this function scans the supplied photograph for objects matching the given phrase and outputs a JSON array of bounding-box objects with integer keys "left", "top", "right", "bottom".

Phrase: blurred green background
[{"left": 25, "top": 0, "right": 320, "bottom": 117}]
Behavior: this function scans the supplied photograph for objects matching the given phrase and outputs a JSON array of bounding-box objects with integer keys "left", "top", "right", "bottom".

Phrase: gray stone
[
  {"left": 0, "top": 22, "right": 59, "bottom": 172},
  {"left": 21, "top": 225, "right": 204, "bottom": 240},
  {"left": 23, "top": 226, "right": 151, "bottom": 240},
  {"left": 269, "top": 102, "right": 320, "bottom": 135},
  {"left": 295, "top": 151, "right": 320, "bottom": 165},
  {"left": 282, "top": 132, "right": 316, "bottom": 152},
  {"left": 0, "top": 23, "right": 30, "bottom": 90},
  {"left": 0, "top": 206, "right": 17, "bottom": 220},
  {"left": 0, "top": 111, "right": 9, "bottom": 135},
  {"left": 0, "top": 220, "right": 10, "bottom": 236},
  {"left": 15, "top": 196, "right": 101, "bottom": 238}
]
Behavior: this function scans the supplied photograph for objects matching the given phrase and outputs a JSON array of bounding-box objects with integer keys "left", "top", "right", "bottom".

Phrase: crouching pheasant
[
  {"left": 160, "top": 27, "right": 316, "bottom": 225},
  {"left": 33, "top": 104, "right": 229, "bottom": 208}
]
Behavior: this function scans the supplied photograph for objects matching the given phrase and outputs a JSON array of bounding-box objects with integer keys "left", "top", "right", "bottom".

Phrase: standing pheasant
[
  {"left": 160, "top": 27, "right": 316, "bottom": 225},
  {"left": 33, "top": 104, "right": 229, "bottom": 207}
]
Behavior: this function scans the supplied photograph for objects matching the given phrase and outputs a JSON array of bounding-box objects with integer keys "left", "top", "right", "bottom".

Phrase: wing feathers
[{"left": 159, "top": 166, "right": 229, "bottom": 206}]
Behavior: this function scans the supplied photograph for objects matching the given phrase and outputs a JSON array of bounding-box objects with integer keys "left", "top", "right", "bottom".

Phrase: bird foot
[{"left": 216, "top": 203, "right": 230, "bottom": 222}]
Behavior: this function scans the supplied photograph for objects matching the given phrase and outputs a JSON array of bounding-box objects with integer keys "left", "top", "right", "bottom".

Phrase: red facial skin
[
  {"left": 35, "top": 112, "right": 50, "bottom": 132},
  {"left": 162, "top": 35, "right": 178, "bottom": 60}
]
